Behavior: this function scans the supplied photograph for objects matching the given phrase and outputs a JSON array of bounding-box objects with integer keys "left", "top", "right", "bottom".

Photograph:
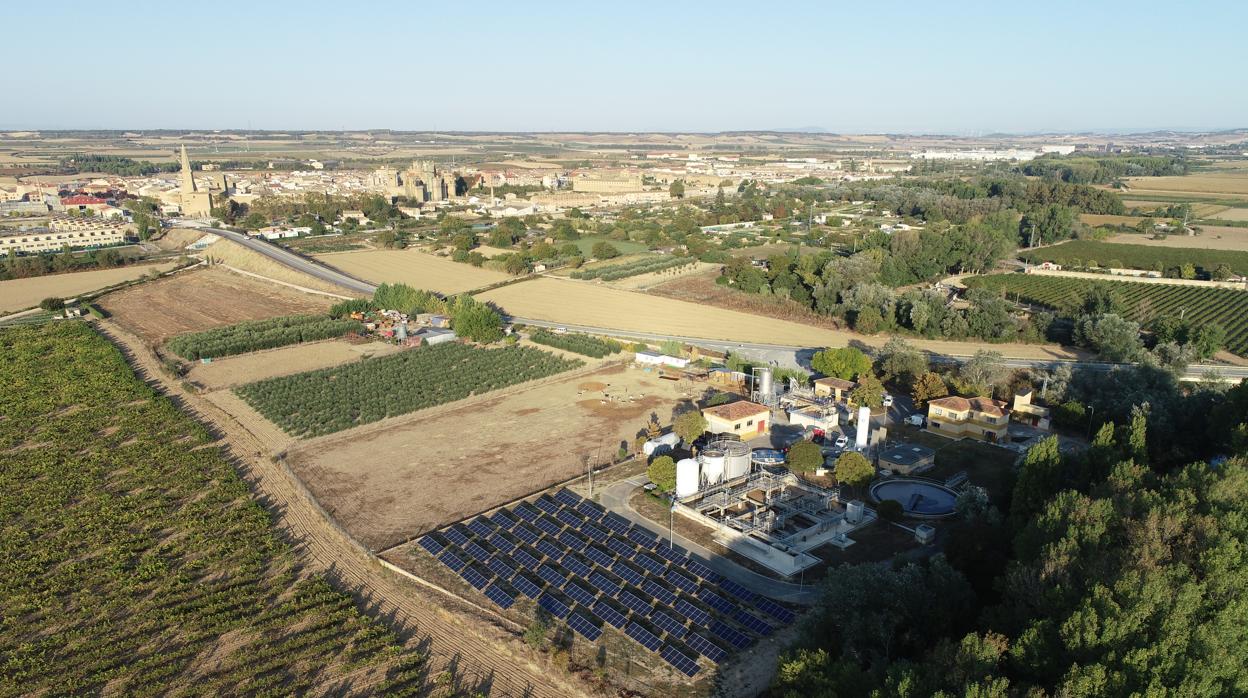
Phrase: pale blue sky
[{"left": 3, "top": 0, "right": 1244, "bottom": 133}]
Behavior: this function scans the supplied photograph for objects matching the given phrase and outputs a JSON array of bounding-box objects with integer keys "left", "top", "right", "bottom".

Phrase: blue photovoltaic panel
[
  {"left": 489, "top": 509, "right": 518, "bottom": 530},
  {"left": 466, "top": 518, "right": 494, "bottom": 537},
  {"left": 660, "top": 645, "right": 701, "bottom": 677},
  {"left": 755, "top": 597, "right": 796, "bottom": 624},
  {"left": 535, "top": 538, "right": 563, "bottom": 560},
  {"left": 554, "top": 488, "right": 583, "bottom": 507},
  {"left": 534, "top": 497, "right": 560, "bottom": 515},
  {"left": 534, "top": 516, "right": 563, "bottom": 537},
  {"left": 584, "top": 545, "right": 614, "bottom": 568},
  {"left": 698, "top": 588, "right": 736, "bottom": 615},
  {"left": 687, "top": 632, "right": 727, "bottom": 663},
  {"left": 512, "top": 546, "right": 540, "bottom": 570},
  {"left": 438, "top": 550, "right": 466, "bottom": 572},
  {"left": 601, "top": 512, "right": 631, "bottom": 534},
  {"left": 674, "top": 598, "right": 712, "bottom": 627},
  {"left": 618, "top": 589, "right": 650, "bottom": 615},
  {"left": 594, "top": 599, "right": 628, "bottom": 629},
  {"left": 537, "top": 564, "right": 567, "bottom": 588},
  {"left": 484, "top": 583, "right": 515, "bottom": 610},
  {"left": 418, "top": 535, "right": 445, "bottom": 556},
  {"left": 463, "top": 541, "right": 490, "bottom": 562},
  {"left": 607, "top": 538, "right": 635, "bottom": 559},
  {"left": 459, "top": 566, "right": 490, "bottom": 590},
  {"left": 682, "top": 558, "right": 715, "bottom": 579},
  {"left": 486, "top": 532, "right": 515, "bottom": 554},
  {"left": 634, "top": 552, "right": 666, "bottom": 576},
  {"left": 512, "top": 523, "right": 541, "bottom": 546},
  {"left": 444, "top": 526, "right": 470, "bottom": 546},
  {"left": 560, "top": 553, "right": 592, "bottom": 579},
  {"left": 611, "top": 559, "right": 645, "bottom": 587},
  {"left": 656, "top": 544, "right": 687, "bottom": 564},
  {"left": 512, "top": 502, "right": 539, "bottom": 521},
  {"left": 720, "top": 579, "right": 758, "bottom": 603},
  {"left": 642, "top": 579, "right": 677, "bottom": 607},
  {"left": 576, "top": 499, "right": 606, "bottom": 520},
  {"left": 555, "top": 508, "right": 582, "bottom": 528},
  {"left": 731, "top": 608, "right": 774, "bottom": 636},
  {"left": 564, "top": 581, "right": 597, "bottom": 607},
  {"left": 710, "top": 620, "right": 753, "bottom": 650},
  {"left": 627, "top": 526, "right": 657, "bottom": 547},
  {"left": 588, "top": 571, "right": 621, "bottom": 597},
  {"left": 513, "top": 573, "right": 542, "bottom": 599},
  {"left": 649, "top": 609, "right": 688, "bottom": 639},
  {"left": 567, "top": 611, "right": 602, "bottom": 641},
  {"left": 625, "top": 622, "right": 663, "bottom": 652},
  {"left": 487, "top": 555, "right": 516, "bottom": 580},
  {"left": 580, "top": 522, "right": 609, "bottom": 542},
  {"left": 664, "top": 569, "right": 699, "bottom": 594},
  {"left": 538, "top": 592, "right": 570, "bottom": 619},
  {"left": 558, "top": 529, "right": 588, "bottom": 552}
]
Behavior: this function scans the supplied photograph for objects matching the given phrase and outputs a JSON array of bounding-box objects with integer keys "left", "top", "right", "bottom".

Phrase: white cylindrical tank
[
  {"left": 700, "top": 451, "right": 726, "bottom": 485},
  {"left": 846, "top": 500, "right": 864, "bottom": 524},
  {"left": 855, "top": 405, "right": 871, "bottom": 448},
  {"left": 675, "top": 458, "right": 700, "bottom": 498},
  {"left": 643, "top": 432, "right": 681, "bottom": 456},
  {"left": 756, "top": 367, "right": 773, "bottom": 400},
  {"left": 720, "top": 441, "right": 752, "bottom": 480}
]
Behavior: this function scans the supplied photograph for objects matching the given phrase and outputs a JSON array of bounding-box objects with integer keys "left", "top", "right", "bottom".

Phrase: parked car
[
  {"left": 904, "top": 414, "right": 925, "bottom": 427},
  {"left": 882, "top": 394, "right": 894, "bottom": 407},
  {"left": 834, "top": 434, "right": 849, "bottom": 448}
]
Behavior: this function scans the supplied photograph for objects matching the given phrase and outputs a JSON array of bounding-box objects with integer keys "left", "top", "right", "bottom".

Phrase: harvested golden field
[
  {"left": 1211, "top": 207, "right": 1248, "bottom": 222},
  {"left": 1080, "top": 214, "right": 1150, "bottom": 227},
  {"left": 1125, "top": 174, "right": 1248, "bottom": 196},
  {"left": 186, "top": 339, "right": 405, "bottom": 389},
  {"left": 202, "top": 239, "right": 356, "bottom": 296},
  {"left": 0, "top": 262, "right": 177, "bottom": 313},
  {"left": 1105, "top": 226, "right": 1248, "bottom": 251},
  {"left": 316, "top": 248, "right": 510, "bottom": 294},
  {"left": 478, "top": 276, "right": 1080, "bottom": 360},
  {"left": 98, "top": 267, "right": 335, "bottom": 345}
]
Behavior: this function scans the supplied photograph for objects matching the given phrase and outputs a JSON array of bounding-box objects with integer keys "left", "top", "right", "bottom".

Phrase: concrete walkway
[{"left": 588, "top": 477, "right": 823, "bottom": 605}]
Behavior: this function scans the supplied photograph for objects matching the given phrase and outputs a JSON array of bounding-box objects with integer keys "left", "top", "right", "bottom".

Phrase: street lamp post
[{"left": 1086, "top": 404, "right": 1096, "bottom": 440}]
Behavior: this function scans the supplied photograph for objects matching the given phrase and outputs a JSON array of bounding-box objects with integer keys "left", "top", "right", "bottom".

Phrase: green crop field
[
  {"left": 167, "top": 314, "right": 362, "bottom": 360},
  {"left": 237, "top": 342, "right": 582, "bottom": 437},
  {"left": 965, "top": 274, "right": 1248, "bottom": 355},
  {"left": 570, "top": 255, "right": 696, "bottom": 281},
  {"left": 0, "top": 323, "right": 426, "bottom": 695},
  {"left": 529, "top": 329, "right": 623, "bottom": 357},
  {"left": 1021, "top": 240, "right": 1248, "bottom": 276}
]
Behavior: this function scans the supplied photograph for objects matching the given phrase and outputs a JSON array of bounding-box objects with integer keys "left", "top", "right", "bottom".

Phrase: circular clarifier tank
[{"left": 870, "top": 479, "right": 959, "bottom": 518}]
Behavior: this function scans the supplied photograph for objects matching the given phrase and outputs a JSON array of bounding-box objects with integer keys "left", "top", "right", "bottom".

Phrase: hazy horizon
[{"left": 2, "top": 0, "right": 1245, "bottom": 134}]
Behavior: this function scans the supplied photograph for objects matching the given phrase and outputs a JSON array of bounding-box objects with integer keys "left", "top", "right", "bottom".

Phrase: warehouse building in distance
[{"left": 0, "top": 215, "right": 133, "bottom": 256}]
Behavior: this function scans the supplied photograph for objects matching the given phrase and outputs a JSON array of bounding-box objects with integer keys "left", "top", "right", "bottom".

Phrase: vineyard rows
[
  {"left": 167, "top": 314, "right": 361, "bottom": 360},
  {"left": 236, "top": 342, "right": 583, "bottom": 437},
  {"left": 966, "top": 273, "right": 1248, "bottom": 355},
  {"left": 0, "top": 323, "right": 420, "bottom": 695},
  {"left": 1020, "top": 239, "right": 1248, "bottom": 275},
  {"left": 529, "top": 329, "right": 623, "bottom": 357},
  {"left": 571, "top": 255, "right": 696, "bottom": 281}
]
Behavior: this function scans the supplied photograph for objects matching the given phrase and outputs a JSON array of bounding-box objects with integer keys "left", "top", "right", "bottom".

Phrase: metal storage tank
[
  {"left": 643, "top": 432, "right": 681, "bottom": 457},
  {"left": 846, "top": 500, "right": 864, "bottom": 524},
  {"left": 675, "top": 458, "right": 700, "bottom": 498},
  {"left": 720, "top": 440, "right": 753, "bottom": 480},
  {"left": 699, "top": 450, "right": 726, "bottom": 485},
  {"left": 754, "top": 366, "right": 773, "bottom": 402}
]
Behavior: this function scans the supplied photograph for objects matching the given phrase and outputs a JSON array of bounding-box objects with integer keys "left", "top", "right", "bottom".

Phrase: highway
[{"left": 179, "top": 220, "right": 1248, "bottom": 383}]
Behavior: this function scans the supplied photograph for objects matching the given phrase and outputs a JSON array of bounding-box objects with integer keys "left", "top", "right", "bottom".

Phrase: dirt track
[{"left": 96, "top": 319, "right": 588, "bottom": 698}]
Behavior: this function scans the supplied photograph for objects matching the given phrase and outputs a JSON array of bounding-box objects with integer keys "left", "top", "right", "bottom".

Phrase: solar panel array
[{"left": 416, "top": 487, "right": 797, "bottom": 677}]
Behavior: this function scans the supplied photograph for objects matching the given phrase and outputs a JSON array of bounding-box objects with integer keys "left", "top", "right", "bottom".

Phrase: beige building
[
  {"left": 702, "top": 400, "right": 771, "bottom": 438},
  {"left": 0, "top": 215, "right": 132, "bottom": 256},
  {"left": 813, "top": 376, "right": 856, "bottom": 404},
  {"left": 370, "top": 161, "right": 461, "bottom": 202},
  {"left": 1011, "top": 390, "right": 1051, "bottom": 430},
  {"left": 925, "top": 396, "right": 1009, "bottom": 442},
  {"left": 177, "top": 145, "right": 213, "bottom": 218},
  {"left": 572, "top": 173, "right": 644, "bottom": 194}
]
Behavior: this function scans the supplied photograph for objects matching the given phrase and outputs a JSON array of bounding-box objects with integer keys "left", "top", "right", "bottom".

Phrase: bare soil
[
  {"left": 0, "top": 262, "right": 178, "bottom": 314},
  {"left": 98, "top": 267, "right": 335, "bottom": 345},
  {"left": 648, "top": 269, "right": 847, "bottom": 331},
  {"left": 285, "top": 362, "right": 697, "bottom": 551},
  {"left": 187, "top": 339, "right": 404, "bottom": 389}
]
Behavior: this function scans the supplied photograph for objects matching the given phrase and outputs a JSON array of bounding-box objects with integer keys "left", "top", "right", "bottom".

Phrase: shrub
[
  {"left": 877, "top": 499, "right": 904, "bottom": 522},
  {"left": 647, "top": 455, "right": 677, "bottom": 492},
  {"left": 529, "top": 330, "right": 622, "bottom": 357},
  {"left": 786, "top": 441, "right": 824, "bottom": 473},
  {"left": 39, "top": 297, "right": 65, "bottom": 311}
]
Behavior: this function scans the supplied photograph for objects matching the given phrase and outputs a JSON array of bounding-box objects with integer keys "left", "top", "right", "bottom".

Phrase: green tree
[
  {"left": 448, "top": 296, "right": 503, "bottom": 343},
  {"left": 811, "top": 347, "right": 872, "bottom": 380},
  {"left": 647, "top": 455, "right": 676, "bottom": 492},
  {"left": 876, "top": 337, "right": 927, "bottom": 383},
  {"left": 1008, "top": 436, "right": 1063, "bottom": 529},
  {"left": 786, "top": 441, "right": 824, "bottom": 474},
  {"left": 591, "top": 241, "right": 620, "bottom": 259},
  {"left": 660, "top": 339, "right": 684, "bottom": 357},
  {"left": 834, "top": 451, "right": 874, "bottom": 489},
  {"left": 958, "top": 350, "right": 1008, "bottom": 397},
  {"left": 1191, "top": 322, "right": 1226, "bottom": 359},
  {"left": 1073, "top": 313, "right": 1143, "bottom": 362},
  {"left": 669, "top": 180, "right": 685, "bottom": 199},
  {"left": 850, "top": 374, "right": 885, "bottom": 409},
  {"left": 39, "top": 297, "right": 65, "bottom": 311},
  {"left": 911, "top": 371, "right": 948, "bottom": 408},
  {"left": 1213, "top": 263, "right": 1233, "bottom": 281},
  {"left": 673, "top": 410, "right": 707, "bottom": 444},
  {"left": 875, "top": 499, "right": 903, "bottom": 522}
]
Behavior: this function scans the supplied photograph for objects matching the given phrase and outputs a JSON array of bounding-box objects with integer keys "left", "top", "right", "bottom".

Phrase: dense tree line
[
  {"left": 1021, "top": 154, "right": 1189, "bottom": 184},
  {"left": 771, "top": 375, "right": 1248, "bottom": 697},
  {"left": 0, "top": 246, "right": 141, "bottom": 280},
  {"left": 166, "top": 314, "right": 361, "bottom": 360},
  {"left": 58, "top": 153, "right": 179, "bottom": 176},
  {"left": 528, "top": 330, "right": 623, "bottom": 357}
]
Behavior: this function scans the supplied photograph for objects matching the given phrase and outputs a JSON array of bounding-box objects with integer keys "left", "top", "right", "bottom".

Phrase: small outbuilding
[
  {"left": 878, "top": 442, "right": 937, "bottom": 475},
  {"left": 702, "top": 400, "right": 770, "bottom": 437}
]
